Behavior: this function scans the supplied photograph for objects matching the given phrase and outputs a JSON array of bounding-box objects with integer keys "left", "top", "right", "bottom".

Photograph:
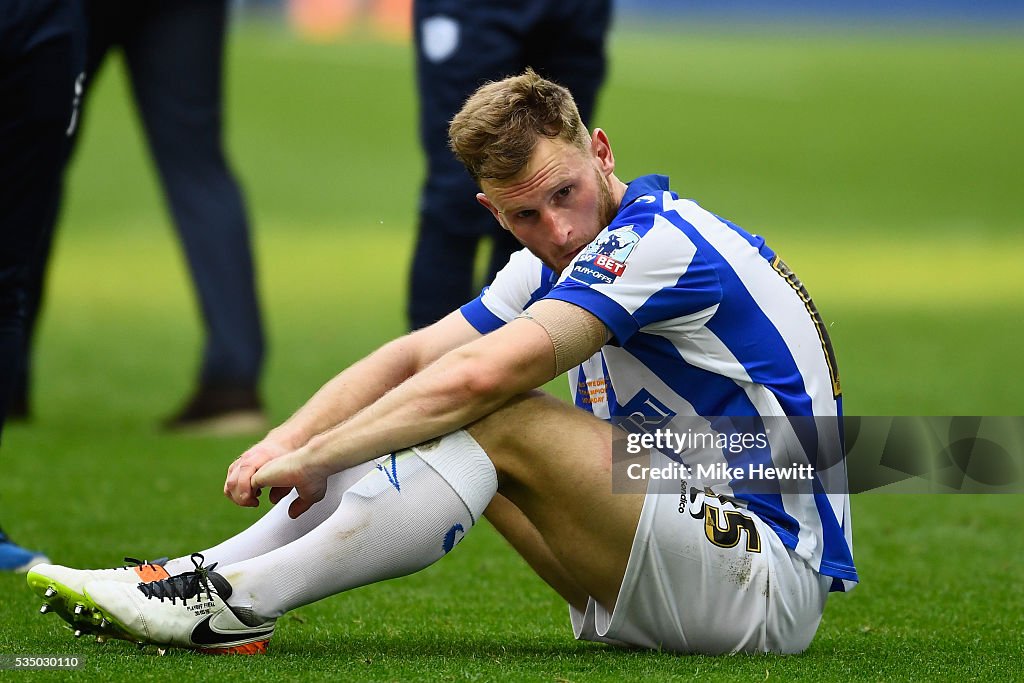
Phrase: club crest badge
[
  {"left": 570, "top": 227, "right": 641, "bottom": 285},
  {"left": 421, "top": 15, "right": 460, "bottom": 63}
]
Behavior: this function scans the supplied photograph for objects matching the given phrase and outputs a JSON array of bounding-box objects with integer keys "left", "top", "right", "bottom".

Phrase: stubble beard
[
  {"left": 562, "top": 170, "right": 620, "bottom": 270},
  {"left": 596, "top": 168, "right": 619, "bottom": 232}
]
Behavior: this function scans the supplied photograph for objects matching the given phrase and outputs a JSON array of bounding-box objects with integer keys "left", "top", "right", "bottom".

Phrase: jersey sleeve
[
  {"left": 544, "top": 210, "right": 723, "bottom": 345},
  {"left": 460, "top": 248, "right": 553, "bottom": 334}
]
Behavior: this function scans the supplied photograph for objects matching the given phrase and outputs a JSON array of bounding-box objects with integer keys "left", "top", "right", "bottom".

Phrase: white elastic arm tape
[{"left": 517, "top": 300, "right": 610, "bottom": 376}]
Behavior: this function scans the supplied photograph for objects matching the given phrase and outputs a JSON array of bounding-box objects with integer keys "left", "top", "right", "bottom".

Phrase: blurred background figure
[
  {"left": 408, "top": 0, "right": 613, "bottom": 330},
  {"left": 11, "top": 0, "right": 266, "bottom": 436},
  {"left": 0, "top": 0, "right": 84, "bottom": 571}
]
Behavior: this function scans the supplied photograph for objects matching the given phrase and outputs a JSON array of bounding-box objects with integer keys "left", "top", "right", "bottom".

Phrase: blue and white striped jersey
[{"left": 461, "top": 174, "right": 856, "bottom": 590}]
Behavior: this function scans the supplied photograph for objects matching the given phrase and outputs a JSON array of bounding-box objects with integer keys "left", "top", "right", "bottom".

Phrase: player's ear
[
  {"left": 476, "top": 192, "right": 509, "bottom": 231},
  {"left": 590, "top": 128, "right": 615, "bottom": 178}
]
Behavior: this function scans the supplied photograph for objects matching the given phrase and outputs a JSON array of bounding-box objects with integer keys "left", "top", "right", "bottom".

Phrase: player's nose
[{"left": 545, "top": 211, "right": 574, "bottom": 246}]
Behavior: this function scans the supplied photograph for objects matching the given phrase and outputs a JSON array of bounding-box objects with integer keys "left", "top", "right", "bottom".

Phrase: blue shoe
[{"left": 0, "top": 532, "right": 49, "bottom": 573}]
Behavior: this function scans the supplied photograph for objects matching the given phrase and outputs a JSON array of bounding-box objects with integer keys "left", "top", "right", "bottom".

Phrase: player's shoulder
[
  {"left": 612, "top": 174, "right": 706, "bottom": 248},
  {"left": 493, "top": 246, "right": 549, "bottom": 286},
  {"left": 616, "top": 174, "right": 676, "bottom": 221},
  {"left": 480, "top": 246, "right": 555, "bottom": 313}
]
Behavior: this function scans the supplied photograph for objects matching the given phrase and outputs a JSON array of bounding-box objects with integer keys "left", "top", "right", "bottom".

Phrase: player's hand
[
  {"left": 224, "top": 440, "right": 291, "bottom": 507},
  {"left": 250, "top": 448, "right": 331, "bottom": 519}
]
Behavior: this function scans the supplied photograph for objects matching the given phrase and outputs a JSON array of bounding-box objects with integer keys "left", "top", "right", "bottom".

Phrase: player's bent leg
[
  {"left": 160, "top": 462, "right": 376, "bottom": 575},
  {"left": 78, "top": 433, "right": 498, "bottom": 653},
  {"left": 483, "top": 494, "right": 590, "bottom": 612},
  {"left": 468, "top": 393, "right": 830, "bottom": 654},
  {"left": 65, "top": 393, "right": 828, "bottom": 654},
  {"left": 214, "top": 433, "right": 495, "bottom": 619},
  {"left": 30, "top": 463, "right": 373, "bottom": 647},
  {"left": 467, "top": 390, "right": 645, "bottom": 613}
]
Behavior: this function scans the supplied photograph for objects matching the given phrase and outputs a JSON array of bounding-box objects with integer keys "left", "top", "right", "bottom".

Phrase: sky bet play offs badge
[{"left": 570, "top": 227, "right": 641, "bottom": 286}]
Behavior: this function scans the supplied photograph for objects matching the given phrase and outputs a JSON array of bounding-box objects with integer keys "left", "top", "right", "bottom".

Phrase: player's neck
[{"left": 610, "top": 175, "right": 628, "bottom": 209}]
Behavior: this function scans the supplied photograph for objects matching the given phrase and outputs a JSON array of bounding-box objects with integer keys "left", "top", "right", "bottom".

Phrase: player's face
[{"left": 478, "top": 130, "right": 622, "bottom": 274}]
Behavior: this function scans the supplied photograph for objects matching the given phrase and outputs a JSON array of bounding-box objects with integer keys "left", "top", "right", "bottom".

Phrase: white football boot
[
  {"left": 83, "top": 553, "right": 275, "bottom": 655},
  {"left": 28, "top": 557, "right": 170, "bottom": 640}
]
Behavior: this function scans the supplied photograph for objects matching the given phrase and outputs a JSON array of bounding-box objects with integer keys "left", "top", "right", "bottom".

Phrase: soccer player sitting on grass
[{"left": 29, "top": 69, "right": 856, "bottom": 655}]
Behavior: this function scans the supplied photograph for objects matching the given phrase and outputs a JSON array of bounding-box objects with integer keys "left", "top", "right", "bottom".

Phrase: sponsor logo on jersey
[{"left": 570, "top": 227, "right": 640, "bottom": 286}]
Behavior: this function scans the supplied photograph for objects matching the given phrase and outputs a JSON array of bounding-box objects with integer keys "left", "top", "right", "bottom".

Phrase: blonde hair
[{"left": 448, "top": 68, "right": 590, "bottom": 183}]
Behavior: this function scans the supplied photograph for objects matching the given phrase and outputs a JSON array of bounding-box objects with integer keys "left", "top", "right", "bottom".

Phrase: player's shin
[
  {"left": 215, "top": 430, "right": 497, "bottom": 619},
  {"left": 160, "top": 462, "right": 377, "bottom": 575}
]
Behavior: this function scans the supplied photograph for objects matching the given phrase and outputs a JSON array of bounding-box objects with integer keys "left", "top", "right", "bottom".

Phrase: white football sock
[
  {"left": 162, "top": 462, "right": 376, "bottom": 575},
  {"left": 214, "top": 430, "right": 498, "bottom": 619}
]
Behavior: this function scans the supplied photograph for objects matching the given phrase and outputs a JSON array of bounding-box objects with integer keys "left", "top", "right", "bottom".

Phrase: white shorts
[{"left": 571, "top": 478, "right": 831, "bottom": 654}]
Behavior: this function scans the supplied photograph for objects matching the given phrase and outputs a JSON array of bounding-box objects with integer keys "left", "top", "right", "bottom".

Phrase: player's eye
[
  {"left": 515, "top": 209, "right": 537, "bottom": 220},
  {"left": 556, "top": 185, "right": 574, "bottom": 199}
]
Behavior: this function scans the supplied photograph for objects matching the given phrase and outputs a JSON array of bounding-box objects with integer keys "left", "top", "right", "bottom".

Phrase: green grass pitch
[{"left": 1, "top": 21, "right": 1022, "bottom": 681}]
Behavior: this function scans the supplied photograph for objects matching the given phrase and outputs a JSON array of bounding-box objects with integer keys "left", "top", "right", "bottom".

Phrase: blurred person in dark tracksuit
[
  {"left": 12, "top": 0, "right": 267, "bottom": 435},
  {"left": 409, "top": 0, "right": 613, "bottom": 330},
  {"left": 0, "top": 0, "right": 83, "bottom": 571}
]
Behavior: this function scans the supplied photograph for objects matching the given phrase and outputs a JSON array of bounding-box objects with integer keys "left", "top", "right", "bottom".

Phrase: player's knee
[
  {"left": 466, "top": 391, "right": 577, "bottom": 485},
  {"left": 467, "top": 390, "right": 545, "bottom": 445}
]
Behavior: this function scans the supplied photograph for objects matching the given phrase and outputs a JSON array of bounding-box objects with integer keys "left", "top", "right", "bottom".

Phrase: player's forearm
[
  {"left": 260, "top": 313, "right": 481, "bottom": 454},
  {"left": 303, "top": 335, "right": 553, "bottom": 474}
]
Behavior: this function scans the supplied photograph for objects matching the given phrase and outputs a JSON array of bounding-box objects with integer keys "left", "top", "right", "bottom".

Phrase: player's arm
[
  {"left": 245, "top": 299, "right": 609, "bottom": 516},
  {"left": 268, "top": 310, "right": 482, "bottom": 449},
  {"left": 224, "top": 310, "right": 482, "bottom": 505}
]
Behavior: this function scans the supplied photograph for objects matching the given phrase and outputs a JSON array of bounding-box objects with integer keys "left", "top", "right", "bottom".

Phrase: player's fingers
[
  {"left": 227, "top": 448, "right": 280, "bottom": 505},
  {"left": 268, "top": 486, "right": 292, "bottom": 505},
  {"left": 225, "top": 442, "right": 284, "bottom": 501},
  {"left": 225, "top": 454, "right": 254, "bottom": 500},
  {"left": 287, "top": 478, "right": 327, "bottom": 519},
  {"left": 229, "top": 463, "right": 262, "bottom": 507},
  {"left": 223, "top": 460, "right": 242, "bottom": 498},
  {"left": 287, "top": 496, "right": 313, "bottom": 519},
  {"left": 250, "top": 458, "right": 290, "bottom": 493}
]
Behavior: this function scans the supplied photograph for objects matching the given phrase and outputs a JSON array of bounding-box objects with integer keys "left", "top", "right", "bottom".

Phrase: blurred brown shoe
[
  {"left": 162, "top": 384, "right": 267, "bottom": 436},
  {"left": 6, "top": 394, "right": 30, "bottom": 422}
]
